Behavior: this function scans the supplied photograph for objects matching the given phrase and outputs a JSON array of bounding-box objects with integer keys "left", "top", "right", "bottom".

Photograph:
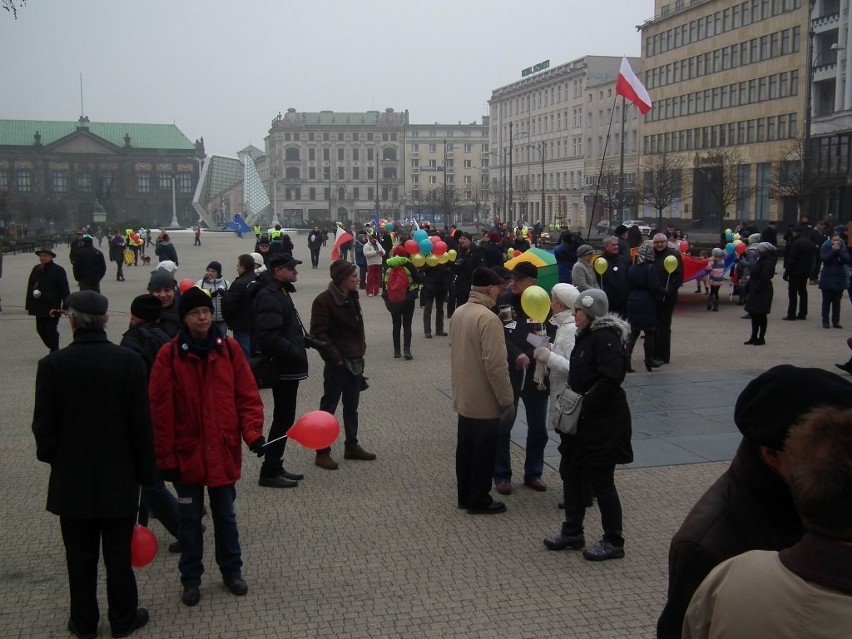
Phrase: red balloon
[
  {"left": 429, "top": 235, "right": 441, "bottom": 244},
  {"left": 287, "top": 410, "right": 340, "bottom": 450},
  {"left": 404, "top": 239, "right": 419, "bottom": 255},
  {"left": 433, "top": 241, "right": 448, "bottom": 256},
  {"left": 513, "top": 250, "right": 522, "bottom": 257},
  {"left": 178, "top": 278, "right": 195, "bottom": 294},
  {"left": 131, "top": 524, "right": 158, "bottom": 568},
  {"left": 680, "top": 241, "right": 689, "bottom": 253},
  {"left": 735, "top": 242, "right": 747, "bottom": 255}
]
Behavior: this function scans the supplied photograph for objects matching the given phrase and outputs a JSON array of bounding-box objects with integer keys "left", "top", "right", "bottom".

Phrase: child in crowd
[
  {"left": 694, "top": 250, "right": 710, "bottom": 294},
  {"left": 706, "top": 248, "right": 726, "bottom": 311}
]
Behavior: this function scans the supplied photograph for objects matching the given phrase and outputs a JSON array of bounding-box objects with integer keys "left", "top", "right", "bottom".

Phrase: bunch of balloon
[
  {"left": 725, "top": 239, "right": 745, "bottom": 256},
  {"left": 594, "top": 257, "right": 608, "bottom": 287}
]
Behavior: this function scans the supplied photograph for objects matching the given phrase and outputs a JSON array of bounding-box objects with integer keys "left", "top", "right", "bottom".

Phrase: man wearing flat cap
[
  {"left": 656, "top": 365, "right": 852, "bottom": 639},
  {"left": 450, "top": 267, "right": 515, "bottom": 514},
  {"left": 26, "top": 247, "right": 70, "bottom": 352},
  {"left": 493, "top": 261, "right": 551, "bottom": 495},
  {"left": 32, "top": 290, "right": 154, "bottom": 638},
  {"left": 149, "top": 286, "right": 266, "bottom": 606}
]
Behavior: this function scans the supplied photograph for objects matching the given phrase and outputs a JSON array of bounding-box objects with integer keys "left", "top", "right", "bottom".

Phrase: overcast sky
[{"left": 2, "top": 0, "right": 650, "bottom": 156}]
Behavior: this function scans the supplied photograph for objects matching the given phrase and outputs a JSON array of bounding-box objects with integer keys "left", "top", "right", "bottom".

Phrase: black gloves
[
  {"left": 782, "top": 272, "right": 789, "bottom": 282},
  {"left": 250, "top": 436, "right": 267, "bottom": 458},
  {"left": 159, "top": 468, "right": 181, "bottom": 483}
]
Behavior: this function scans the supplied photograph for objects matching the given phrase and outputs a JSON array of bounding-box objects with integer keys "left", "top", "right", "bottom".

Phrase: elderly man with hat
[
  {"left": 26, "top": 246, "right": 71, "bottom": 352},
  {"left": 493, "top": 261, "right": 551, "bottom": 495},
  {"left": 451, "top": 266, "right": 515, "bottom": 514},
  {"left": 33, "top": 290, "right": 154, "bottom": 638},
  {"left": 309, "top": 259, "right": 375, "bottom": 470},
  {"left": 656, "top": 365, "right": 852, "bottom": 639},
  {"left": 651, "top": 232, "right": 683, "bottom": 366},
  {"left": 253, "top": 252, "right": 310, "bottom": 486},
  {"left": 71, "top": 235, "right": 107, "bottom": 293},
  {"left": 149, "top": 286, "right": 266, "bottom": 606}
]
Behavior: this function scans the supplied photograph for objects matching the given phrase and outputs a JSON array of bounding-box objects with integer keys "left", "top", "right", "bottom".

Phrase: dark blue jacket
[
  {"left": 626, "top": 262, "right": 660, "bottom": 331},
  {"left": 818, "top": 239, "right": 850, "bottom": 290}
]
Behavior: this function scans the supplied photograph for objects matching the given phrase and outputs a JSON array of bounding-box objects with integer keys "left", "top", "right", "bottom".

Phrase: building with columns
[{"left": 489, "top": 56, "right": 642, "bottom": 231}]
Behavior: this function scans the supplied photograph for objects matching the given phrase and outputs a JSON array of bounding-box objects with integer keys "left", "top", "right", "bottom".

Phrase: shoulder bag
[{"left": 553, "top": 386, "right": 584, "bottom": 435}]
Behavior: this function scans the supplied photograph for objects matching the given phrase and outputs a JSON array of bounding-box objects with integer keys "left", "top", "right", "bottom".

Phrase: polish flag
[
  {"left": 330, "top": 224, "right": 354, "bottom": 261},
  {"left": 615, "top": 56, "right": 652, "bottom": 115}
]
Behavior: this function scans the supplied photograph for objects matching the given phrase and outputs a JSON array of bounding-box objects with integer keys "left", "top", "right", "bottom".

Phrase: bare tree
[
  {"left": 490, "top": 177, "right": 504, "bottom": 219},
  {"left": 642, "top": 151, "right": 689, "bottom": 229},
  {"left": 425, "top": 185, "right": 461, "bottom": 226},
  {"left": 2, "top": 0, "right": 26, "bottom": 19},
  {"left": 697, "top": 147, "right": 753, "bottom": 223},
  {"left": 512, "top": 175, "right": 531, "bottom": 222},
  {"left": 466, "top": 183, "right": 484, "bottom": 224},
  {"left": 771, "top": 136, "right": 835, "bottom": 217}
]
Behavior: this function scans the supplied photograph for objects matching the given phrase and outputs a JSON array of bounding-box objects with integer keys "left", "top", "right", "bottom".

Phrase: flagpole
[
  {"left": 586, "top": 91, "right": 620, "bottom": 242},
  {"left": 618, "top": 96, "right": 627, "bottom": 226}
]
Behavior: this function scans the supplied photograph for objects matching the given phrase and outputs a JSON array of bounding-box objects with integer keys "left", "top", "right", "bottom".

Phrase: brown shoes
[
  {"left": 495, "top": 481, "right": 512, "bottom": 495},
  {"left": 525, "top": 479, "right": 547, "bottom": 492},
  {"left": 315, "top": 453, "right": 339, "bottom": 470},
  {"left": 343, "top": 445, "right": 376, "bottom": 461}
]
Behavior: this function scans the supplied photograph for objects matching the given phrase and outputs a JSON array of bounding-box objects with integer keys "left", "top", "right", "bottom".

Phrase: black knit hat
[
  {"left": 206, "top": 261, "right": 222, "bottom": 277},
  {"left": 734, "top": 365, "right": 852, "bottom": 450},
  {"left": 178, "top": 286, "right": 214, "bottom": 320},
  {"left": 130, "top": 294, "right": 162, "bottom": 322}
]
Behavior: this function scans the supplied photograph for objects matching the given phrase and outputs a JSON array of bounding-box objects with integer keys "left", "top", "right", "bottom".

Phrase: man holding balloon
[
  {"left": 493, "top": 262, "right": 552, "bottom": 495},
  {"left": 651, "top": 234, "right": 683, "bottom": 366}
]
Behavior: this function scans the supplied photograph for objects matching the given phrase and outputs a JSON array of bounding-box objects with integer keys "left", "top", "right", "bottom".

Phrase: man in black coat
[
  {"left": 760, "top": 220, "right": 778, "bottom": 246},
  {"left": 448, "top": 233, "right": 484, "bottom": 317},
  {"left": 26, "top": 247, "right": 70, "bottom": 352},
  {"left": 651, "top": 234, "right": 682, "bottom": 365},
  {"left": 71, "top": 236, "right": 107, "bottom": 293},
  {"left": 222, "top": 254, "right": 259, "bottom": 357},
  {"left": 782, "top": 224, "right": 817, "bottom": 320},
  {"left": 253, "top": 253, "right": 309, "bottom": 487},
  {"left": 153, "top": 232, "right": 179, "bottom": 266},
  {"left": 657, "top": 366, "right": 852, "bottom": 639},
  {"left": 32, "top": 291, "right": 153, "bottom": 639},
  {"left": 600, "top": 236, "right": 631, "bottom": 317},
  {"left": 108, "top": 229, "right": 126, "bottom": 282}
]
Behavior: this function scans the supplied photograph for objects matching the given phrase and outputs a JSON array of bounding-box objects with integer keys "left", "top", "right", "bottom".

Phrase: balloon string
[{"left": 262, "top": 434, "right": 288, "bottom": 448}]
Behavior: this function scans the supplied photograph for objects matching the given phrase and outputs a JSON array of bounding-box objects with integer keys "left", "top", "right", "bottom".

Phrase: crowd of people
[{"left": 17, "top": 214, "right": 852, "bottom": 637}]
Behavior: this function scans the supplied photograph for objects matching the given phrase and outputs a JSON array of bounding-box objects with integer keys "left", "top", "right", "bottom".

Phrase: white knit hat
[{"left": 551, "top": 283, "right": 580, "bottom": 309}]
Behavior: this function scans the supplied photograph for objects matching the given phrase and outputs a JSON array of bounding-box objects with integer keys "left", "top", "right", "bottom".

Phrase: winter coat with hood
[
  {"left": 627, "top": 260, "right": 661, "bottom": 331},
  {"left": 818, "top": 237, "right": 850, "bottom": 290},
  {"left": 221, "top": 270, "right": 258, "bottom": 332},
  {"left": 539, "top": 308, "right": 576, "bottom": 430},
  {"left": 154, "top": 239, "right": 178, "bottom": 265},
  {"left": 362, "top": 239, "right": 385, "bottom": 267},
  {"left": 252, "top": 270, "right": 309, "bottom": 381},
  {"left": 744, "top": 244, "right": 777, "bottom": 315},
  {"left": 564, "top": 313, "right": 633, "bottom": 467},
  {"left": 196, "top": 274, "right": 230, "bottom": 323}
]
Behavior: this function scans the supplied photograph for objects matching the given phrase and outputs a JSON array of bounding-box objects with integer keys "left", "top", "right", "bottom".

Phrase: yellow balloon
[
  {"left": 447, "top": 249, "right": 457, "bottom": 262},
  {"left": 438, "top": 253, "right": 449, "bottom": 264},
  {"left": 663, "top": 254, "right": 678, "bottom": 274},
  {"left": 425, "top": 254, "right": 439, "bottom": 267},
  {"left": 506, "top": 250, "right": 514, "bottom": 261},
  {"left": 521, "top": 285, "right": 550, "bottom": 323},
  {"left": 411, "top": 254, "right": 426, "bottom": 268},
  {"left": 594, "top": 257, "right": 608, "bottom": 275},
  {"left": 733, "top": 233, "right": 741, "bottom": 241}
]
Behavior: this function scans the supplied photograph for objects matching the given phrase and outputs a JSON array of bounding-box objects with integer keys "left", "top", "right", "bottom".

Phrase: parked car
[
  {"left": 596, "top": 220, "right": 611, "bottom": 234},
  {"left": 623, "top": 220, "right": 652, "bottom": 237}
]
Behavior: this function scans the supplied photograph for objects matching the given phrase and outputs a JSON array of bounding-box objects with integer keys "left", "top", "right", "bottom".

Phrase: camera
[{"left": 303, "top": 334, "right": 328, "bottom": 350}]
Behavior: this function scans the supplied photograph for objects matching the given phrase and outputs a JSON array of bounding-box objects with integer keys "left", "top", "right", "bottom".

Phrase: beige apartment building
[
  {"left": 405, "top": 119, "right": 490, "bottom": 226},
  {"left": 489, "top": 56, "right": 642, "bottom": 231},
  {"left": 639, "top": 0, "right": 808, "bottom": 227},
  {"left": 264, "top": 107, "right": 407, "bottom": 226}
]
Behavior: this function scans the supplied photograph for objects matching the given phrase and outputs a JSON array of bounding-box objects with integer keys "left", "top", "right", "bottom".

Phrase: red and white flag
[
  {"left": 615, "top": 56, "right": 652, "bottom": 115},
  {"left": 330, "top": 224, "right": 354, "bottom": 261}
]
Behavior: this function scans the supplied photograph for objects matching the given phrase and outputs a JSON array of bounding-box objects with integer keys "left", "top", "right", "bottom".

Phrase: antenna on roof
[{"left": 79, "top": 73, "right": 85, "bottom": 118}]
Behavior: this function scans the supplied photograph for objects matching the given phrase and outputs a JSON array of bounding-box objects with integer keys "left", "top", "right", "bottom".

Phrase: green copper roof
[{"left": 0, "top": 119, "right": 196, "bottom": 150}]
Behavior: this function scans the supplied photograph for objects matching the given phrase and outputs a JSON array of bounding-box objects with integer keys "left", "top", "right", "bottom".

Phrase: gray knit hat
[{"left": 575, "top": 288, "right": 609, "bottom": 319}]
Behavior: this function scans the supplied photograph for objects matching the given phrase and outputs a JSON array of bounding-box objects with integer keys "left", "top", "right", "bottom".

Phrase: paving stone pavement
[{"left": 0, "top": 232, "right": 848, "bottom": 638}]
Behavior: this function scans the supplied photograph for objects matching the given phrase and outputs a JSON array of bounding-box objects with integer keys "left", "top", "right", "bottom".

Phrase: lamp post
[
  {"left": 324, "top": 161, "right": 332, "bottom": 222},
  {"left": 509, "top": 123, "right": 514, "bottom": 221},
  {"left": 270, "top": 168, "right": 281, "bottom": 227}
]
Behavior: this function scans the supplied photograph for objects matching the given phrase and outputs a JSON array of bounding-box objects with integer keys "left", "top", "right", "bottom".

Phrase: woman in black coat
[
  {"left": 744, "top": 242, "right": 778, "bottom": 346},
  {"left": 543, "top": 288, "right": 632, "bottom": 561},
  {"left": 625, "top": 242, "right": 660, "bottom": 372},
  {"left": 26, "top": 247, "right": 70, "bottom": 352}
]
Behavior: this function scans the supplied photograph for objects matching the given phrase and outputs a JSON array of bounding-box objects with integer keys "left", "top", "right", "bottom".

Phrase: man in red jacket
[{"left": 149, "top": 286, "right": 266, "bottom": 607}]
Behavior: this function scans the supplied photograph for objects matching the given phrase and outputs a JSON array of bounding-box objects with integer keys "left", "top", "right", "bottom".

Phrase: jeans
[
  {"left": 456, "top": 415, "right": 499, "bottom": 509},
  {"left": 174, "top": 483, "right": 242, "bottom": 585},
  {"left": 787, "top": 274, "right": 809, "bottom": 318},
  {"left": 822, "top": 288, "right": 843, "bottom": 326},
  {"left": 262, "top": 380, "right": 299, "bottom": 476},
  {"left": 35, "top": 315, "right": 61, "bottom": 351},
  {"left": 310, "top": 248, "right": 320, "bottom": 268},
  {"left": 494, "top": 390, "right": 549, "bottom": 484},
  {"left": 139, "top": 473, "right": 181, "bottom": 539},
  {"left": 317, "top": 361, "right": 362, "bottom": 454},
  {"left": 232, "top": 330, "right": 252, "bottom": 358},
  {"left": 60, "top": 515, "right": 138, "bottom": 636},
  {"left": 560, "top": 463, "right": 624, "bottom": 546}
]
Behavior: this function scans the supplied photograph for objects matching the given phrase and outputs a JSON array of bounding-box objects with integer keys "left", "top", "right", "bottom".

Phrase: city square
[{"left": 0, "top": 230, "right": 847, "bottom": 638}]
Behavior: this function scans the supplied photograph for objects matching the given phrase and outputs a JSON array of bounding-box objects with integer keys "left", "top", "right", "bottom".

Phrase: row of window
[
  {"left": 498, "top": 78, "right": 586, "bottom": 118},
  {"left": 648, "top": 0, "right": 802, "bottom": 58},
  {"left": 283, "top": 147, "right": 398, "bottom": 163},
  {"left": 646, "top": 70, "right": 799, "bottom": 123},
  {"left": 281, "top": 131, "right": 399, "bottom": 142},
  {"left": 283, "top": 166, "right": 394, "bottom": 181},
  {"left": 643, "top": 113, "right": 798, "bottom": 155},
  {"left": 645, "top": 26, "right": 801, "bottom": 91},
  {"left": 411, "top": 174, "right": 486, "bottom": 186},
  {"left": 0, "top": 170, "right": 192, "bottom": 194},
  {"left": 279, "top": 186, "right": 401, "bottom": 202}
]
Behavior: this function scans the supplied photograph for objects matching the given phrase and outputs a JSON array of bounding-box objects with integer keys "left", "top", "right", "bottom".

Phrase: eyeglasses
[{"left": 185, "top": 308, "right": 212, "bottom": 318}]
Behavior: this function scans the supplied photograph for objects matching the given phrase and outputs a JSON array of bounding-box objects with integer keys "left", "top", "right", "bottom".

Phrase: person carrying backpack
[{"left": 383, "top": 246, "right": 422, "bottom": 359}]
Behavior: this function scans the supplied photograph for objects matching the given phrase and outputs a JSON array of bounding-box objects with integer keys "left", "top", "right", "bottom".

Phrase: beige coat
[{"left": 449, "top": 291, "right": 514, "bottom": 419}]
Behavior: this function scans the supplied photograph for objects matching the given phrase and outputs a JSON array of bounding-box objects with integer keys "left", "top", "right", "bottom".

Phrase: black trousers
[
  {"left": 560, "top": 462, "right": 624, "bottom": 546},
  {"left": 35, "top": 315, "right": 60, "bottom": 351},
  {"left": 390, "top": 299, "right": 415, "bottom": 350},
  {"left": 422, "top": 289, "right": 446, "bottom": 335},
  {"left": 317, "top": 362, "right": 362, "bottom": 454},
  {"left": 60, "top": 515, "right": 138, "bottom": 636},
  {"left": 78, "top": 280, "right": 101, "bottom": 293},
  {"left": 261, "top": 380, "right": 299, "bottom": 476},
  {"left": 653, "top": 305, "right": 675, "bottom": 363},
  {"left": 456, "top": 415, "right": 498, "bottom": 510},
  {"left": 626, "top": 328, "right": 655, "bottom": 367},
  {"left": 787, "top": 274, "right": 809, "bottom": 318}
]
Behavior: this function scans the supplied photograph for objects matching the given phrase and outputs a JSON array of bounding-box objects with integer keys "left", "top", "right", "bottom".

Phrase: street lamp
[{"left": 324, "top": 161, "right": 332, "bottom": 222}]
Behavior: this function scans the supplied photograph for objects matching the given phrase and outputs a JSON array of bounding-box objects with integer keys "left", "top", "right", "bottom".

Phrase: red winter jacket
[{"left": 149, "top": 335, "right": 264, "bottom": 487}]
